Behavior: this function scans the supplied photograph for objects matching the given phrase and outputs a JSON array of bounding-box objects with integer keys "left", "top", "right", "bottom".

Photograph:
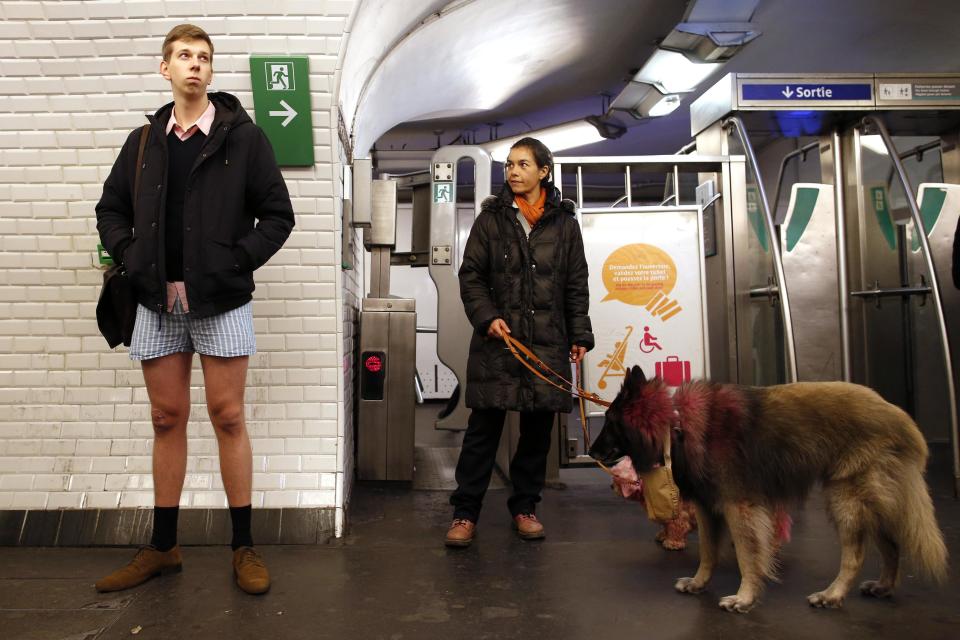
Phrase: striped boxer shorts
[{"left": 128, "top": 298, "right": 256, "bottom": 360}]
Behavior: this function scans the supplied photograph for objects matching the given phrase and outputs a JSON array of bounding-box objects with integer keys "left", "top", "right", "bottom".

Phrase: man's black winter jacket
[
  {"left": 96, "top": 92, "right": 295, "bottom": 318},
  {"left": 459, "top": 184, "right": 594, "bottom": 413}
]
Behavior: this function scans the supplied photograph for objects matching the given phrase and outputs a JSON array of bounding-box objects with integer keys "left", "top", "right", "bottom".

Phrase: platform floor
[{"left": 1, "top": 404, "right": 958, "bottom": 639}]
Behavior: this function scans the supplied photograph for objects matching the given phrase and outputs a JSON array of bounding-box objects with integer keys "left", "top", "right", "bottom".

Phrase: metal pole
[
  {"left": 898, "top": 139, "right": 941, "bottom": 162},
  {"left": 724, "top": 116, "right": 799, "bottom": 383},
  {"left": 832, "top": 131, "right": 852, "bottom": 382},
  {"left": 771, "top": 141, "right": 820, "bottom": 222},
  {"left": 576, "top": 165, "right": 583, "bottom": 210},
  {"left": 865, "top": 115, "right": 960, "bottom": 498},
  {"left": 625, "top": 165, "right": 632, "bottom": 207},
  {"left": 673, "top": 165, "right": 681, "bottom": 206}
]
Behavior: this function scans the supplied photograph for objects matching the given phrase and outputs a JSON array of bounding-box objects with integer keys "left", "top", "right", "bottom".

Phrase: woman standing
[{"left": 445, "top": 137, "right": 594, "bottom": 547}]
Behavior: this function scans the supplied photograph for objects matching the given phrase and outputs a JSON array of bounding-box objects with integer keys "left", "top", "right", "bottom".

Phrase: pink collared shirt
[{"left": 165, "top": 100, "right": 216, "bottom": 141}]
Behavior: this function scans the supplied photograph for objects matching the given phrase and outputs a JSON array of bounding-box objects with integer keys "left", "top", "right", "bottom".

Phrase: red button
[{"left": 365, "top": 355, "right": 382, "bottom": 373}]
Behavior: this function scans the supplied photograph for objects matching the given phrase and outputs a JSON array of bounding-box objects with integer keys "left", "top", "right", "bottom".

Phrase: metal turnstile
[
  {"left": 691, "top": 72, "right": 960, "bottom": 495},
  {"left": 427, "top": 146, "right": 493, "bottom": 431}
]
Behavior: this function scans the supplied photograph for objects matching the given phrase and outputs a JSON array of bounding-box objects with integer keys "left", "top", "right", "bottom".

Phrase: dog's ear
[
  {"left": 620, "top": 366, "right": 635, "bottom": 397},
  {"left": 620, "top": 365, "right": 647, "bottom": 396}
]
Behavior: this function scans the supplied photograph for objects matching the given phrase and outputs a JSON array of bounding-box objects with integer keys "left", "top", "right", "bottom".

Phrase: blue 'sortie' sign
[{"left": 742, "top": 83, "right": 873, "bottom": 101}]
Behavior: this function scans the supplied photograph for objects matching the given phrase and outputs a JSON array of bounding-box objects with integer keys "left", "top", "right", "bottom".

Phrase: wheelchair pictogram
[{"left": 638, "top": 326, "right": 662, "bottom": 353}]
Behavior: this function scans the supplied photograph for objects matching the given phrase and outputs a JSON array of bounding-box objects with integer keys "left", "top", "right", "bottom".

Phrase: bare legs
[
  {"left": 144, "top": 353, "right": 251, "bottom": 507},
  {"left": 143, "top": 353, "right": 192, "bottom": 507},
  {"left": 200, "top": 354, "right": 252, "bottom": 506}
]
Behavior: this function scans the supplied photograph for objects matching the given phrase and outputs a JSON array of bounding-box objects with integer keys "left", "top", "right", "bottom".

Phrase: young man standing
[{"left": 95, "top": 25, "right": 295, "bottom": 594}]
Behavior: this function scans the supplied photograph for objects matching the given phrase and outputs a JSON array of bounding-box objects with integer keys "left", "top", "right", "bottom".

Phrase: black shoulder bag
[{"left": 97, "top": 124, "right": 150, "bottom": 348}]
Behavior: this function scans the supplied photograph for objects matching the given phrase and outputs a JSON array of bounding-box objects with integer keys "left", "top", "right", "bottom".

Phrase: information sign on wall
[{"left": 249, "top": 55, "right": 314, "bottom": 166}]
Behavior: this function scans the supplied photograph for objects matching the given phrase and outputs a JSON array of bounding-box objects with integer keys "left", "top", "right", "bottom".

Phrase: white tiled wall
[{"left": 0, "top": 1, "right": 359, "bottom": 529}]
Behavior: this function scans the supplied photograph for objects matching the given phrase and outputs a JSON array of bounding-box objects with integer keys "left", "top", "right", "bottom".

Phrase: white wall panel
[{"left": 0, "top": 1, "right": 359, "bottom": 523}]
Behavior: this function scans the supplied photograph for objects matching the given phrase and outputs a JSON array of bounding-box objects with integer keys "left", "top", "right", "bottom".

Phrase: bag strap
[
  {"left": 134, "top": 123, "right": 150, "bottom": 203},
  {"left": 663, "top": 427, "right": 672, "bottom": 470}
]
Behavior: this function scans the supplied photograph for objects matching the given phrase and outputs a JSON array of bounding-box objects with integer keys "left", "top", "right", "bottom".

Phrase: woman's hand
[
  {"left": 570, "top": 345, "right": 587, "bottom": 363},
  {"left": 487, "top": 318, "right": 511, "bottom": 339}
]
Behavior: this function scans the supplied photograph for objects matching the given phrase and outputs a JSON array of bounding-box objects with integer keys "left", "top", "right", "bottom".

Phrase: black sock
[
  {"left": 230, "top": 504, "right": 254, "bottom": 550},
  {"left": 150, "top": 506, "right": 179, "bottom": 551}
]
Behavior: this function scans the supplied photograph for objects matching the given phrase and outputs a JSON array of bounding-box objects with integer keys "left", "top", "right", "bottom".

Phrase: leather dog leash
[
  {"left": 501, "top": 333, "right": 610, "bottom": 408},
  {"left": 500, "top": 335, "right": 677, "bottom": 511},
  {"left": 501, "top": 333, "right": 615, "bottom": 477}
]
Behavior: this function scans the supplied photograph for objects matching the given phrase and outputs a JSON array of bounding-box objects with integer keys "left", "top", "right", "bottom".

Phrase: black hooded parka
[
  {"left": 96, "top": 92, "right": 295, "bottom": 318},
  {"left": 459, "top": 183, "right": 595, "bottom": 413}
]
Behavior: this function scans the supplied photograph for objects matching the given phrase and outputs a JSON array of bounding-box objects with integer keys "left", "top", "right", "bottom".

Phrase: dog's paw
[
  {"left": 718, "top": 594, "right": 755, "bottom": 613},
  {"left": 675, "top": 577, "right": 705, "bottom": 594},
  {"left": 859, "top": 580, "right": 894, "bottom": 598},
  {"left": 661, "top": 538, "right": 687, "bottom": 551},
  {"left": 807, "top": 590, "right": 845, "bottom": 608}
]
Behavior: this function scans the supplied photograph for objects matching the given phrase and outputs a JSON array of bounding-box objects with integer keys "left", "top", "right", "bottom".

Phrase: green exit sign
[{"left": 249, "top": 55, "right": 314, "bottom": 166}]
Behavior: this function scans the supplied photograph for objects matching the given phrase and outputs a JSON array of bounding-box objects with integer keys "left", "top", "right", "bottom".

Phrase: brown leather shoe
[
  {"left": 95, "top": 545, "right": 182, "bottom": 592},
  {"left": 233, "top": 546, "right": 271, "bottom": 594},
  {"left": 513, "top": 513, "right": 545, "bottom": 540},
  {"left": 444, "top": 518, "right": 476, "bottom": 547}
]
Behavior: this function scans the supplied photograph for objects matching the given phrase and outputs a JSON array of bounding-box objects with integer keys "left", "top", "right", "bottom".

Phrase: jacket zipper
[
  {"left": 180, "top": 122, "right": 230, "bottom": 308},
  {"left": 511, "top": 215, "right": 535, "bottom": 343},
  {"left": 148, "top": 113, "right": 232, "bottom": 324},
  {"left": 512, "top": 204, "right": 560, "bottom": 349}
]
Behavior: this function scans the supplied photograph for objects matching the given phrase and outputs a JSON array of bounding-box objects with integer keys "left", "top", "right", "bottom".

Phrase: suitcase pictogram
[{"left": 655, "top": 355, "right": 691, "bottom": 386}]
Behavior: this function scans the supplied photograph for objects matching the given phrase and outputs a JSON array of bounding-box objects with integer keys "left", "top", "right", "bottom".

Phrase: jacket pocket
[
  {"left": 122, "top": 239, "right": 154, "bottom": 297},
  {"left": 205, "top": 240, "right": 250, "bottom": 293},
  {"left": 123, "top": 238, "right": 147, "bottom": 277}
]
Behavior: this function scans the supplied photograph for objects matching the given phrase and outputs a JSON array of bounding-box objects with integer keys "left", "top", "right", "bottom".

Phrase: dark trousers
[{"left": 450, "top": 408, "right": 554, "bottom": 521}]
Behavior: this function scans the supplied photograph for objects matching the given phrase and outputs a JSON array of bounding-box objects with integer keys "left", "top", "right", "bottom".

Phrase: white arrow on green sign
[
  {"left": 269, "top": 100, "right": 298, "bottom": 127},
  {"left": 249, "top": 55, "right": 314, "bottom": 166}
]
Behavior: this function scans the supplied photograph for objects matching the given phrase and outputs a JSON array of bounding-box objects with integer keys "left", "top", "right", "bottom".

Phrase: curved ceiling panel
[
  {"left": 348, "top": 0, "right": 680, "bottom": 158},
  {"left": 338, "top": 0, "right": 450, "bottom": 132}
]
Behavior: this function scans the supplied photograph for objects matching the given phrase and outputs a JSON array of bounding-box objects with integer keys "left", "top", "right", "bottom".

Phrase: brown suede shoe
[
  {"left": 444, "top": 518, "right": 476, "bottom": 548},
  {"left": 513, "top": 513, "right": 545, "bottom": 540},
  {"left": 233, "top": 546, "right": 271, "bottom": 594},
  {"left": 95, "top": 545, "right": 182, "bottom": 592}
]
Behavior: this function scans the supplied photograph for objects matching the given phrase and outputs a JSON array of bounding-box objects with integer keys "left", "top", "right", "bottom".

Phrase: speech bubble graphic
[{"left": 601, "top": 243, "right": 677, "bottom": 306}]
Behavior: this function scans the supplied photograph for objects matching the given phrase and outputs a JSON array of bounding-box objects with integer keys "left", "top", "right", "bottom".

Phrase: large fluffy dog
[{"left": 589, "top": 366, "right": 948, "bottom": 613}]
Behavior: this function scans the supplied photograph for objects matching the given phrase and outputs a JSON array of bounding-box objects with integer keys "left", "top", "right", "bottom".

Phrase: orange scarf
[{"left": 515, "top": 188, "right": 546, "bottom": 228}]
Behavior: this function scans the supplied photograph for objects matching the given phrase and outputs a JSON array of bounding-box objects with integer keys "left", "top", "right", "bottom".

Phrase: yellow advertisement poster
[
  {"left": 581, "top": 208, "right": 708, "bottom": 411},
  {"left": 601, "top": 243, "right": 683, "bottom": 321}
]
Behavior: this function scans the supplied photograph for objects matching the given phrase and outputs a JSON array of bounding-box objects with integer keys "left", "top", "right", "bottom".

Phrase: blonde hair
[{"left": 162, "top": 24, "right": 214, "bottom": 62}]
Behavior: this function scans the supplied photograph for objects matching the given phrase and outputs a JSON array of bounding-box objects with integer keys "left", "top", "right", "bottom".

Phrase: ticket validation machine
[
  {"left": 358, "top": 298, "right": 415, "bottom": 481},
  {"left": 356, "top": 177, "right": 416, "bottom": 481}
]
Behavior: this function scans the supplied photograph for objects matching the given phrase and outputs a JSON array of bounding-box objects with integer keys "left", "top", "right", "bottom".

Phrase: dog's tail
[{"left": 898, "top": 469, "right": 948, "bottom": 583}]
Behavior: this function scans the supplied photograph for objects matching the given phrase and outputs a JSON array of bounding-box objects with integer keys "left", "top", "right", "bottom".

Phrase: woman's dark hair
[{"left": 510, "top": 137, "right": 553, "bottom": 185}]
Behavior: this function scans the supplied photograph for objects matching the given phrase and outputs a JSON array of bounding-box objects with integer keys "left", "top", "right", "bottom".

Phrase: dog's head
[{"left": 588, "top": 365, "right": 673, "bottom": 473}]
